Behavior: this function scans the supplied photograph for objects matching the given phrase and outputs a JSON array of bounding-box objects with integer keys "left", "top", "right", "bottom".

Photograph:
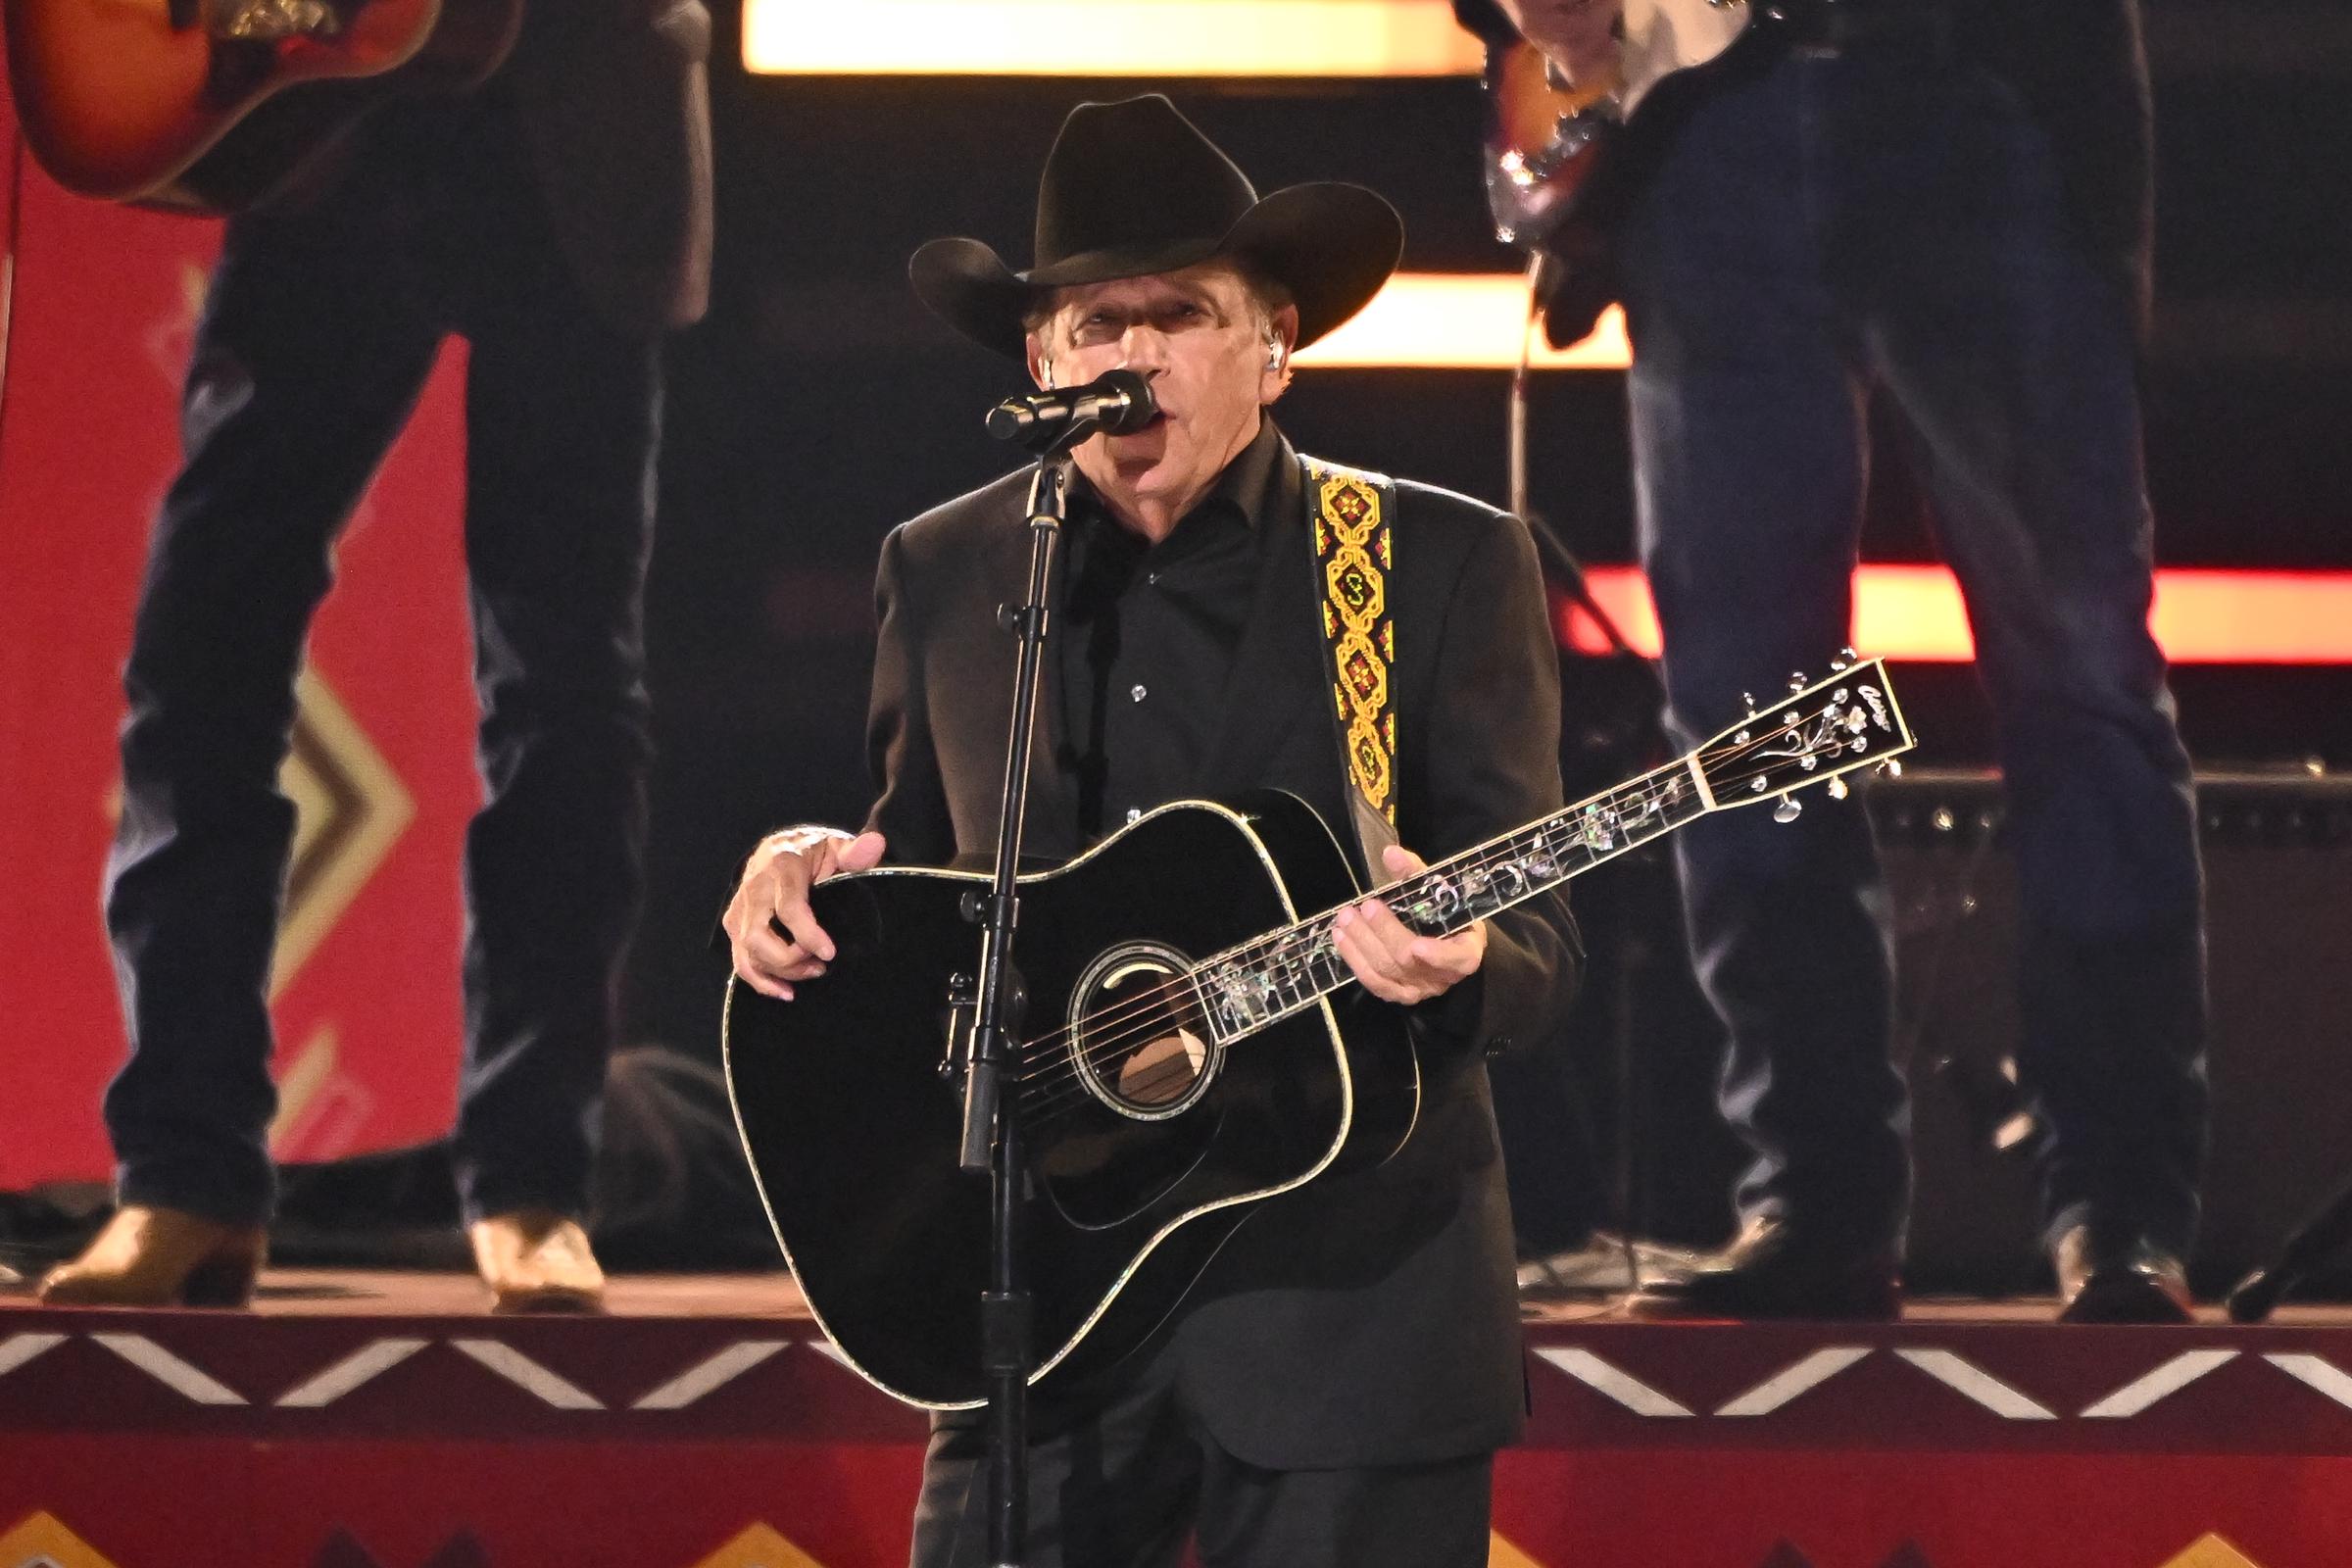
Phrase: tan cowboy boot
[
  {"left": 469, "top": 1209, "right": 606, "bottom": 1314},
  {"left": 38, "top": 1204, "right": 266, "bottom": 1307}
]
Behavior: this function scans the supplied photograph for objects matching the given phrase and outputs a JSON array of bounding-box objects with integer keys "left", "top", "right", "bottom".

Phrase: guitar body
[
  {"left": 6, "top": 0, "right": 521, "bottom": 213},
  {"left": 1484, "top": 0, "right": 1752, "bottom": 339},
  {"left": 723, "top": 662, "right": 1916, "bottom": 1410},
  {"left": 723, "top": 793, "right": 1421, "bottom": 1410}
]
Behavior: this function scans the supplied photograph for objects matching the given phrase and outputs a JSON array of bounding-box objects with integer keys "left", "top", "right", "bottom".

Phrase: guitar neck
[{"left": 1190, "top": 756, "right": 1713, "bottom": 1043}]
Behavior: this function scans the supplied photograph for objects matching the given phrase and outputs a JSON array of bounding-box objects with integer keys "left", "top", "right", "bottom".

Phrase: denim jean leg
[
  {"left": 448, "top": 268, "right": 661, "bottom": 1226},
  {"left": 1617, "top": 48, "right": 1909, "bottom": 1252},
  {"left": 1836, "top": 57, "right": 2208, "bottom": 1254},
  {"left": 103, "top": 203, "right": 442, "bottom": 1229}
]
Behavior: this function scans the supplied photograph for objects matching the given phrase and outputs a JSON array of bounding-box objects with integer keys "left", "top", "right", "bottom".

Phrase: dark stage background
[
  {"left": 616, "top": 0, "right": 2352, "bottom": 1292},
  {"left": 1, "top": 2, "right": 2343, "bottom": 1295}
]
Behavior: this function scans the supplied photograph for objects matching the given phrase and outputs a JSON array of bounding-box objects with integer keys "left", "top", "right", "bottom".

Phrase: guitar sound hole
[
  {"left": 1117, "top": 1029, "right": 1208, "bottom": 1106},
  {"left": 1070, "top": 942, "right": 1219, "bottom": 1121}
]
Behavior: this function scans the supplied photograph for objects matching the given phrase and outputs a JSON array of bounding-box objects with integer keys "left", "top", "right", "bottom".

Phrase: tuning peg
[
  {"left": 1741, "top": 691, "right": 1757, "bottom": 715},
  {"left": 1831, "top": 646, "right": 1858, "bottom": 671},
  {"left": 1876, "top": 759, "right": 1903, "bottom": 778},
  {"left": 1788, "top": 671, "right": 1809, "bottom": 693},
  {"left": 1773, "top": 794, "right": 1803, "bottom": 823},
  {"left": 1827, "top": 777, "right": 1849, "bottom": 800}
]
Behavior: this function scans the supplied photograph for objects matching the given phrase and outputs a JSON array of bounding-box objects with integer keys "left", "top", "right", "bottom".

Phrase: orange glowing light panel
[
  {"left": 1294, "top": 275, "right": 1632, "bottom": 369},
  {"left": 744, "top": 0, "right": 1485, "bottom": 77},
  {"left": 1556, "top": 566, "right": 2352, "bottom": 665}
]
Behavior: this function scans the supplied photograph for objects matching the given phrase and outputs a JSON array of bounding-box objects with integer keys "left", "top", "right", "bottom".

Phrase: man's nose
[{"left": 1117, "top": 324, "right": 1172, "bottom": 373}]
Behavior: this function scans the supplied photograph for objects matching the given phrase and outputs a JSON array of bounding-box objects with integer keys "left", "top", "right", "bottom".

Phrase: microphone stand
[
  {"left": 1511, "top": 253, "right": 1644, "bottom": 663},
  {"left": 2229, "top": 1170, "right": 2352, "bottom": 1322},
  {"left": 960, "top": 419, "right": 1098, "bottom": 1568}
]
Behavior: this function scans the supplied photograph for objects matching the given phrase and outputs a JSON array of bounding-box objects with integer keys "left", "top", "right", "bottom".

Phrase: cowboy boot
[
  {"left": 469, "top": 1209, "right": 606, "bottom": 1313},
  {"left": 38, "top": 1204, "right": 267, "bottom": 1306}
]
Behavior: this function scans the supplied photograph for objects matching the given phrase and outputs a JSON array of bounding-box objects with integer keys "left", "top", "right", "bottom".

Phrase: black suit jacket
[
  {"left": 864, "top": 430, "right": 1582, "bottom": 1467},
  {"left": 506, "top": 0, "right": 715, "bottom": 331}
]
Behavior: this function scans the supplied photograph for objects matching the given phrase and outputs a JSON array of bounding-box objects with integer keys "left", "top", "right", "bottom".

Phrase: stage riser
[
  {"left": 2, "top": 1443, "right": 2339, "bottom": 1567},
  {"left": 7, "top": 1308, "right": 2352, "bottom": 1567}
]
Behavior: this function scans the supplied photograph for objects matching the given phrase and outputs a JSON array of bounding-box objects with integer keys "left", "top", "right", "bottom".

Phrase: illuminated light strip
[
  {"left": 1556, "top": 565, "right": 2352, "bottom": 664},
  {"left": 745, "top": 0, "right": 1484, "bottom": 77},
  {"left": 631, "top": 1341, "right": 792, "bottom": 1411},
  {"left": 91, "top": 1333, "right": 247, "bottom": 1405},
  {"left": 1894, "top": 1348, "right": 2058, "bottom": 1420},
  {"left": 1296, "top": 275, "right": 1632, "bottom": 370},
  {"left": 1713, "top": 1347, "right": 1873, "bottom": 1417},
  {"left": 1533, "top": 1347, "right": 1695, "bottom": 1417},
  {"left": 450, "top": 1339, "right": 604, "bottom": 1409},
  {"left": 2080, "top": 1349, "right": 2240, "bottom": 1419},
  {"left": 274, "top": 1337, "right": 430, "bottom": 1408}
]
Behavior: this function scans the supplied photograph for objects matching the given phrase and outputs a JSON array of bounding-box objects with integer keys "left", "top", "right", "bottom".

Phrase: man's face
[{"left": 1026, "top": 263, "right": 1297, "bottom": 530}]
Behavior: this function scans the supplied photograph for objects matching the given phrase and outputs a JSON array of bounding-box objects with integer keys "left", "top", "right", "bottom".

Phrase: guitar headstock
[{"left": 1693, "top": 654, "right": 1916, "bottom": 821}]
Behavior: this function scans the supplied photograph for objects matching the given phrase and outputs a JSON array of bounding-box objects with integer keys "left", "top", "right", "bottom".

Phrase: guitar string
[
  {"left": 1001, "top": 749, "right": 1755, "bottom": 1123},
  {"left": 1015, "top": 701, "right": 1893, "bottom": 1114},
  {"left": 1007, "top": 761, "right": 1695, "bottom": 1124},
  {"left": 1008, "top": 719, "right": 1816, "bottom": 1084},
  {"left": 1008, "top": 747, "right": 1694, "bottom": 1074},
  {"left": 1007, "top": 730, "right": 1880, "bottom": 1125},
  {"left": 1011, "top": 768, "right": 1835, "bottom": 1125},
  {"left": 1011, "top": 751, "right": 1686, "bottom": 1076},
  {"left": 1016, "top": 739, "right": 1880, "bottom": 1125},
  {"left": 1003, "top": 734, "right": 1789, "bottom": 1122}
]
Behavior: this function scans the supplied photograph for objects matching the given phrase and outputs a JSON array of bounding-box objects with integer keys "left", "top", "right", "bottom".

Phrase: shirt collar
[{"left": 1070, "top": 415, "right": 1290, "bottom": 541}]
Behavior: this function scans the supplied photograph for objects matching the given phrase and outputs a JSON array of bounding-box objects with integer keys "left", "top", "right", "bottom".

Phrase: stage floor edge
[{"left": 4, "top": 1271, "right": 2351, "bottom": 1568}]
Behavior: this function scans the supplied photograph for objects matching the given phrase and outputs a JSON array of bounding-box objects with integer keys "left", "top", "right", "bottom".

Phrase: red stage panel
[
  {"left": 0, "top": 132, "right": 480, "bottom": 1189},
  {"left": 4, "top": 1281, "right": 2351, "bottom": 1567}
]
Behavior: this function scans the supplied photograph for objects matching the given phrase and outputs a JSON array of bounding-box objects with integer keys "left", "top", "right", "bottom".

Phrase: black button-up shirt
[{"left": 1053, "top": 417, "right": 1297, "bottom": 845}]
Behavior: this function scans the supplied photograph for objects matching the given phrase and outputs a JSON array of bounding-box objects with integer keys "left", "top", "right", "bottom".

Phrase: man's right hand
[
  {"left": 1495, "top": 0, "right": 1623, "bottom": 87},
  {"left": 723, "top": 826, "right": 888, "bottom": 1001}
]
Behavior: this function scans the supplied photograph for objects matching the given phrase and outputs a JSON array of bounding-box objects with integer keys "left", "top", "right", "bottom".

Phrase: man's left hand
[{"left": 1331, "top": 844, "right": 1488, "bottom": 1004}]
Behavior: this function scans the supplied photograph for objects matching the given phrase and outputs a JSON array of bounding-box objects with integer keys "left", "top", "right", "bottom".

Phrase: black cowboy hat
[{"left": 909, "top": 94, "right": 1403, "bottom": 360}]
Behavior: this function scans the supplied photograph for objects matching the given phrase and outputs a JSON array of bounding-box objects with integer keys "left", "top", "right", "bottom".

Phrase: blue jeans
[
  {"left": 101, "top": 95, "right": 661, "bottom": 1230},
  {"left": 1616, "top": 37, "right": 2207, "bottom": 1255}
]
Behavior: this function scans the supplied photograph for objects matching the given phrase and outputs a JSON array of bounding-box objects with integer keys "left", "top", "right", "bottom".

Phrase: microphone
[{"left": 986, "top": 368, "right": 1157, "bottom": 449}]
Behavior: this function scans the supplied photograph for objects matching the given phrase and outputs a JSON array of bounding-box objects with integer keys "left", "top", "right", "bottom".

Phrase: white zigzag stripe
[
  {"left": 2265, "top": 1351, "right": 2352, "bottom": 1410},
  {"left": 274, "top": 1338, "right": 430, "bottom": 1408},
  {"left": 1894, "top": 1348, "right": 2057, "bottom": 1419},
  {"left": 2081, "top": 1349, "right": 2240, "bottom": 1417},
  {"left": 1715, "top": 1348, "right": 1873, "bottom": 1417},
  {"left": 805, "top": 1338, "right": 858, "bottom": 1372},
  {"left": 1535, "top": 1348, "right": 1695, "bottom": 1417},
  {"left": 450, "top": 1339, "right": 604, "bottom": 1409},
  {"left": 0, "top": 1333, "right": 67, "bottom": 1379},
  {"left": 91, "top": 1333, "right": 247, "bottom": 1405},
  {"left": 632, "top": 1341, "right": 791, "bottom": 1410}
]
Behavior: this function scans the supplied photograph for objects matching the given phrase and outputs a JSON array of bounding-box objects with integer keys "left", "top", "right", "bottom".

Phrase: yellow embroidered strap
[{"left": 1307, "top": 457, "right": 1397, "bottom": 828}]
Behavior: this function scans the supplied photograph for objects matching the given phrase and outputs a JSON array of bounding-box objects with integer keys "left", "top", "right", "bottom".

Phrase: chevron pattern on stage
[{"left": 0, "top": 1513, "right": 2285, "bottom": 1568}]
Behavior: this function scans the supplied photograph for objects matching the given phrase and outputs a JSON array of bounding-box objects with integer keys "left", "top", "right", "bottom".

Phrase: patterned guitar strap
[{"left": 1303, "top": 455, "right": 1402, "bottom": 876}]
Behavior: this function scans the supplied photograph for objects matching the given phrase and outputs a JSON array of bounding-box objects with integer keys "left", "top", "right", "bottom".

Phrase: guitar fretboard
[{"left": 1187, "top": 759, "right": 1712, "bottom": 1044}]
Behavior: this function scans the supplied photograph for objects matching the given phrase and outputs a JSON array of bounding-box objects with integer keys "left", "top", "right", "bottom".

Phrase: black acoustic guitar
[{"left": 725, "top": 660, "right": 1914, "bottom": 1408}]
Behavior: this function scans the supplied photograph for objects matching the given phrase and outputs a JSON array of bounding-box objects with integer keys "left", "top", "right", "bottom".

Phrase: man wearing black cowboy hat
[{"left": 724, "top": 95, "right": 1580, "bottom": 1564}]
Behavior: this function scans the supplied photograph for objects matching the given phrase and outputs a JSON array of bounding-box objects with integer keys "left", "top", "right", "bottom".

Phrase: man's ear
[
  {"left": 1024, "top": 332, "right": 1054, "bottom": 390},
  {"left": 1260, "top": 303, "right": 1301, "bottom": 402}
]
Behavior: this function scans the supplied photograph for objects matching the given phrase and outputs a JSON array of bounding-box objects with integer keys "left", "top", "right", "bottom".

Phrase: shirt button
[
  {"left": 1130, "top": 683, "right": 1148, "bottom": 703},
  {"left": 1125, "top": 808, "right": 1143, "bottom": 824}
]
